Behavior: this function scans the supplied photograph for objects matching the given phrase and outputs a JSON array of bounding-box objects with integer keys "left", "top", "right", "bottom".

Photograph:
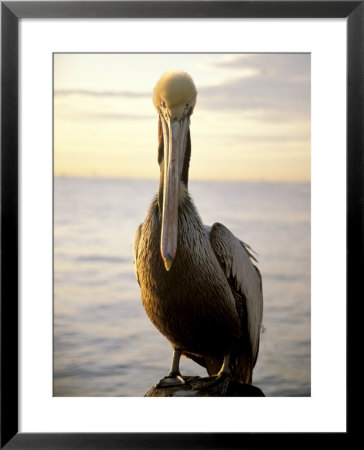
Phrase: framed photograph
[{"left": 1, "top": 1, "right": 360, "bottom": 448}]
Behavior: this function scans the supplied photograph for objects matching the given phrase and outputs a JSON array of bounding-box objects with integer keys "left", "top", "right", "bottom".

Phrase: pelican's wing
[
  {"left": 209, "top": 223, "right": 263, "bottom": 366},
  {"left": 133, "top": 224, "right": 142, "bottom": 285}
]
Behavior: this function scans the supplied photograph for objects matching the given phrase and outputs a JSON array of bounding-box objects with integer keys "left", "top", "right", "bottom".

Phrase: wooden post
[{"left": 145, "top": 376, "right": 264, "bottom": 397}]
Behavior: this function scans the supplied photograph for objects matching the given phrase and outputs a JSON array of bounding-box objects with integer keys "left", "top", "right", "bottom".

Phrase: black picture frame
[{"left": 1, "top": 1, "right": 360, "bottom": 448}]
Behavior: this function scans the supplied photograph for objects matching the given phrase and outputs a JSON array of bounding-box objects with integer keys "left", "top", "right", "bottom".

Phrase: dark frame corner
[{"left": 1, "top": 1, "right": 361, "bottom": 448}]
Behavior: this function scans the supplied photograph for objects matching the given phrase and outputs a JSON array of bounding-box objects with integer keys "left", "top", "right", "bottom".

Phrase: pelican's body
[{"left": 134, "top": 71, "right": 263, "bottom": 386}]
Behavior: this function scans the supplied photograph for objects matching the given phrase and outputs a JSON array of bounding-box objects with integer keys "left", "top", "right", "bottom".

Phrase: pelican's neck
[{"left": 157, "top": 118, "right": 191, "bottom": 214}]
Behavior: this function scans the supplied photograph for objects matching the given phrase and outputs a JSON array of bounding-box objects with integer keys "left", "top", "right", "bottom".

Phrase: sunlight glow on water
[{"left": 54, "top": 177, "right": 310, "bottom": 397}]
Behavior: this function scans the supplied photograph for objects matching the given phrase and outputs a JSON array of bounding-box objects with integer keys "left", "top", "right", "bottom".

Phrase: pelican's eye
[
  {"left": 185, "top": 102, "right": 193, "bottom": 114},
  {"left": 161, "top": 100, "right": 166, "bottom": 108}
]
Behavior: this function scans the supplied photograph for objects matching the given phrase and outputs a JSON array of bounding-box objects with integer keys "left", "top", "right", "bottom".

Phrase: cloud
[
  {"left": 54, "top": 89, "right": 153, "bottom": 121},
  {"left": 211, "top": 53, "right": 310, "bottom": 78},
  {"left": 54, "top": 89, "right": 149, "bottom": 98},
  {"left": 55, "top": 54, "right": 310, "bottom": 124},
  {"left": 199, "top": 54, "right": 310, "bottom": 121},
  {"left": 56, "top": 110, "right": 153, "bottom": 122}
]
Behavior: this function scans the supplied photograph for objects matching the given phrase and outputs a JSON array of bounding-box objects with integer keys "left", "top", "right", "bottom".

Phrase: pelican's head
[
  {"left": 153, "top": 71, "right": 197, "bottom": 272},
  {"left": 153, "top": 71, "right": 197, "bottom": 121}
]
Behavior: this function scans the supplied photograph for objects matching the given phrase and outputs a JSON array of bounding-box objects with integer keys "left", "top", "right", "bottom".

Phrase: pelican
[{"left": 134, "top": 71, "right": 263, "bottom": 389}]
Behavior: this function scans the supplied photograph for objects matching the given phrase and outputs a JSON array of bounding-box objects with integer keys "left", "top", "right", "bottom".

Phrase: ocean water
[{"left": 54, "top": 177, "right": 310, "bottom": 397}]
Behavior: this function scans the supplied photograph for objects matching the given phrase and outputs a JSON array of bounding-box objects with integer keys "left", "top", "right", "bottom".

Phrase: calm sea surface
[{"left": 54, "top": 177, "right": 310, "bottom": 397}]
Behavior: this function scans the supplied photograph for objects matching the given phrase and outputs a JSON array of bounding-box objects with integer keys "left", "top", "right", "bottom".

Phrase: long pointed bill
[{"left": 160, "top": 116, "right": 189, "bottom": 271}]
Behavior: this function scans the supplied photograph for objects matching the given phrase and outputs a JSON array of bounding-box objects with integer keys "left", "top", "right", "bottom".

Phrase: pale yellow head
[{"left": 153, "top": 71, "right": 197, "bottom": 121}]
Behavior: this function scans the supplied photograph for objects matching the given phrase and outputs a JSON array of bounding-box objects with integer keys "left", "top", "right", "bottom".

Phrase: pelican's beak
[{"left": 160, "top": 115, "right": 189, "bottom": 271}]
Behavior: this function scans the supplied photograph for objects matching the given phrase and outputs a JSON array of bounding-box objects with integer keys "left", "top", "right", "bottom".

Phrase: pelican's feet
[
  {"left": 156, "top": 373, "right": 186, "bottom": 388},
  {"left": 190, "top": 373, "right": 230, "bottom": 395}
]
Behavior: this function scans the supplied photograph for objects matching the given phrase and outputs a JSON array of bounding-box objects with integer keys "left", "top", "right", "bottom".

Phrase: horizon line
[{"left": 53, "top": 174, "right": 310, "bottom": 184}]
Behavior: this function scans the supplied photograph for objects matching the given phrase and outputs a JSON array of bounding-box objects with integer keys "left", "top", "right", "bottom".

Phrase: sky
[{"left": 54, "top": 53, "right": 310, "bottom": 181}]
